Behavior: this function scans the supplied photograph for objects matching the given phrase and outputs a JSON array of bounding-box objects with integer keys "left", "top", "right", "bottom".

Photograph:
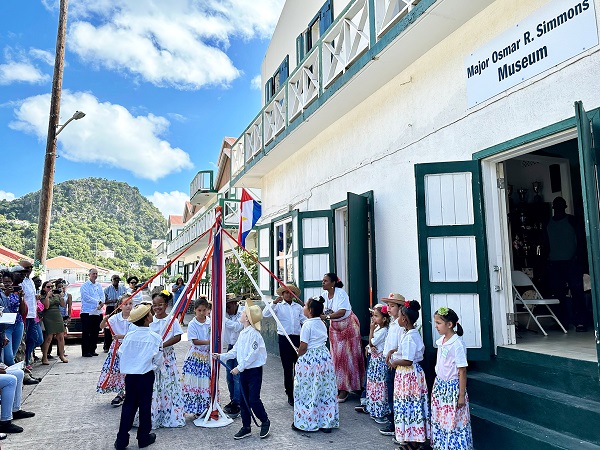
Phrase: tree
[{"left": 225, "top": 248, "right": 259, "bottom": 298}]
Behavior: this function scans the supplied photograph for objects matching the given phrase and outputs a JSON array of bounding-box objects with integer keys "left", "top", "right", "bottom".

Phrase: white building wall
[{"left": 259, "top": 0, "right": 600, "bottom": 300}]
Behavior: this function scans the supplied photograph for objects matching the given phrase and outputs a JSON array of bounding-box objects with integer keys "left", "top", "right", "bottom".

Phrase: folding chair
[{"left": 511, "top": 270, "right": 568, "bottom": 336}]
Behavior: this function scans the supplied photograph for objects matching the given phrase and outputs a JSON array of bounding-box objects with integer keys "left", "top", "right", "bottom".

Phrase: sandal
[{"left": 337, "top": 391, "right": 349, "bottom": 403}]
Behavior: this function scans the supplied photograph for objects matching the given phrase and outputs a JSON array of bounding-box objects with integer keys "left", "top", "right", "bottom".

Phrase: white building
[
  {"left": 45, "top": 256, "right": 119, "bottom": 284},
  {"left": 214, "top": 0, "right": 600, "bottom": 446}
]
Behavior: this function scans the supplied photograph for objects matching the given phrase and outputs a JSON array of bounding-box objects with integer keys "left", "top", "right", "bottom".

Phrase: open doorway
[{"left": 485, "top": 137, "right": 596, "bottom": 362}]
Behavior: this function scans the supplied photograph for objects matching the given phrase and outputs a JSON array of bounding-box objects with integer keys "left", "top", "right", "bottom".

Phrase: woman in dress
[
  {"left": 171, "top": 277, "right": 185, "bottom": 306},
  {"left": 40, "top": 280, "right": 68, "bottom": 364},
  {"left": 320, "top": 272, "right": 365, "bottom": 402}
]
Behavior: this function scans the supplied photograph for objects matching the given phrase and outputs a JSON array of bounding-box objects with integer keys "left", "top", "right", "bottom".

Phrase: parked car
[{"left": 65, "top": 282, "right": 110, "bottom": 339}]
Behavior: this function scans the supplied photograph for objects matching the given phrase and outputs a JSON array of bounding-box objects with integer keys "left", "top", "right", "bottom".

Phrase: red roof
[
  {"left": 0, "top": 245, "right": 30, "bottom": 266},
  {"left": 224, "top": 137, "right": 236, "bottom": 146},
  {"left": 169, "top": 215, "right": 183, "bottom": 226}
]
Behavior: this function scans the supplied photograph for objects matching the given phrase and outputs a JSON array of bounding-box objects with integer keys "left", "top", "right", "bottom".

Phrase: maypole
[{"left": 194, "top": 206, "right": 233, "bottom": 428}]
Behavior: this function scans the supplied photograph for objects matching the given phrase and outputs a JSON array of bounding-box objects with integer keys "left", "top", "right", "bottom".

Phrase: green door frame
[{"left": 297, "top": 210, "right": 335, "bottom": 296}]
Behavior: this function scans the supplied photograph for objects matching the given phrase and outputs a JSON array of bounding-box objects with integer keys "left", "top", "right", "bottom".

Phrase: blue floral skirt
[
  {"left": 181, "top": 345, "right": 212, "bottom": 415},
  {"left": 366, "top": 350, "right": 390, "bottom": 418},
  {"left": 430, "top": 377, "right": 473, "bottom": 450},
  {"left": 293, "top": 345, "right": 339, "bottom": 431},
  {"left": 393, "top": 363, "right": 430, "bottom": 443}
]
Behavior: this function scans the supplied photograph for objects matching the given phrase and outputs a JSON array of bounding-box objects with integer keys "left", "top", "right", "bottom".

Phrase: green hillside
[{"left": 0, "top": 178, "right": 166, "bottom": 276}]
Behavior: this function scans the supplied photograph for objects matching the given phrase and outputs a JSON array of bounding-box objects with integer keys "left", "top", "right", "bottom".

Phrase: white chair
[{"left": 511, "top": 270, "right": 568, "bottom": 336}]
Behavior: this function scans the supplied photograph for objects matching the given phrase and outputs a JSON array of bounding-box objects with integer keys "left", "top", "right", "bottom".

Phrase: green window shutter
[
  {"left": 257, "top": 223, "right": 273, "bottom": 295},
  {"left": 296, "top": 32, "right": 306, "bottom": 66},
  {"left": 279, "top": 55, "right": 289, "bottom": 84},
  {"left": 264, "top": 78, "right": 274, "bottom": 103},
  {"left": 297, "top": 210, "right": 333, "bottom": 302},
  {"left": 319, "top": 0, "right": 333, "bottom": 35}
]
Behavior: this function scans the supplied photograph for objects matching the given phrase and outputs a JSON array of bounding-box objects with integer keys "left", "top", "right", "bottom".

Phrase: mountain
[{"left": 0, "top": 178, "right": 166, "bottom": 274}]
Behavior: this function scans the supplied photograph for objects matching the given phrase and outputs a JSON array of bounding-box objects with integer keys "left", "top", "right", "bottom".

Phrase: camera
[
  {"left": 53, "top": 289, "right": 61, "bottom": 294},
  {"left": 13, "top": 286, "right": 21, "bottom": 293}
]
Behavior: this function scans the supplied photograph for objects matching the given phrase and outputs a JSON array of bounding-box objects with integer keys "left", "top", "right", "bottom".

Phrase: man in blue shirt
[{"left": 103, "top": 275, "right": 126, "bottom": 352}]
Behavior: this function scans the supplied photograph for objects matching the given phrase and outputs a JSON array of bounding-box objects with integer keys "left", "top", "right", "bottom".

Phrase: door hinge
[
  {"left": 497, "top": 177, "right": 506, "bottom": 189},
  {"left": 506, "top": 312, "right": 516, "bottom": 326}
]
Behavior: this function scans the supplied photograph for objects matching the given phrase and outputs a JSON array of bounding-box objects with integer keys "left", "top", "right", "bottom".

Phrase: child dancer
[
  {"left": 360, "top": 303, "right": 390, "bottom": 423},
  {"left": 181, "top": 298, "right": 212, "bottom": 417},
  {"left": 148, "top": 291, "right": 185, "bottom": 429},
  {"left": 292, "top": 296, "right": 339, "bottom": 433},
  {"left": 97, "top": 298, "right": 133, "bottom": 406},
  {"left": 222, "top": 295, "right": 244, "bottom": 418},
  {"left": 378, "top": 293, "right": 406, "bottom": 436},
  {"left": 214, "top": 299, "right": 270, "bottom": 440},
  {"left": 391, "top": 300, "right": 430, "bottom": 449},
  {"left": 430, "top": 307, "right": 473, "bottom": 450},
  {"left": 114, "top": 304, "right": 163, "bottom": 450}
]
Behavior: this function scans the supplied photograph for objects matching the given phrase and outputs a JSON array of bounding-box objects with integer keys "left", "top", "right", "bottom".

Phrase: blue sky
[{"left": 0, "top": 0, "right": 282, "bottom": 217}]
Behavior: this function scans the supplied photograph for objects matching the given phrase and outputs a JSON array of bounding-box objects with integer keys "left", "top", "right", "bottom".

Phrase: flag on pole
[{"left": 238, "top": 189, "right": 261, "bottom": 248}]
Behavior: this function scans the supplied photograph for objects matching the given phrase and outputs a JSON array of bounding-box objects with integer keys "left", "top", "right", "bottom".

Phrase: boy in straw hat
[
  {"left": 263, "top": 283, "right": 305, "bottom": 406},
  {"left": 214, "top": 299, "right": 270, "bottom": 440},
  {"left": 114, "top": 304, "right": 163, "bottom": 450}
]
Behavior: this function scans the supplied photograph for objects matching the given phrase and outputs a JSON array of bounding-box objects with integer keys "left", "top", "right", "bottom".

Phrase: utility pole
[{"left": 35, "top": 0, "right": 69, "bottom": 268}]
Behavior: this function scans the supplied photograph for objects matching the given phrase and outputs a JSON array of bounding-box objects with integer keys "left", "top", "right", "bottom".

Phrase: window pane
[
  {"left": 285, "top": 222, "right": 293, "bottom": 256},
  {"left": 286, "top": 258, "right": 294, "bottom": 283},
  {"left": 276, "top": 225, "right": 284, "bottom": 256},
  {"left": 277, "top": 259, "right": 285, "bottom": 281}
]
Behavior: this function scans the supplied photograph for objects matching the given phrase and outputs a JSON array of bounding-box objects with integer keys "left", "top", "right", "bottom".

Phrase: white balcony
[
  {"left": 231, "top": 0, "right": 495, "bottom": 188},
  {"left": 190, "top": 170, "right": 216, "bottom": 206}
]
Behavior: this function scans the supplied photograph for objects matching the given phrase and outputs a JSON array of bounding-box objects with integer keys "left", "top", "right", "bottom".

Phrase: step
[
  {"left": 468, "top": 371, "right": 600, "bottom": 445},
  {"left": 471, "top": 403, "right": 600, "bottom": 450}
]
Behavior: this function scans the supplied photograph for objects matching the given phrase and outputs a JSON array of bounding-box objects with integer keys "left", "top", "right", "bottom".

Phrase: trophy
[
  {"left": 532, "top": 181, "right": 542, "bottom": 203},
  {"left": 518, "top": 188, "right": 528, "bottom": 203}
]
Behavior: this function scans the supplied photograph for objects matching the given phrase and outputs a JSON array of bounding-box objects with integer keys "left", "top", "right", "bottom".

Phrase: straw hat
[
  {"left": 381, "top": 293, "right": 406, "bottom": 305},
  {"left": 245, "top": 298, "right": 263, "bottom": 331},
  {"left": 276, "top": 283, "right": 300, "bottom": 297},
  {"left": 226, "top": 293, "right": 239, "bottom": 303},
  {"left": 128, "top": 304, "right": 152, "bottom": 323}
]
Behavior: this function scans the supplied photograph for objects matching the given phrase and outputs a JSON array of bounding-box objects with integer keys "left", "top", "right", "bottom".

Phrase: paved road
[{"left": 14, "top": 322, "right": 394, "bottom": 450}]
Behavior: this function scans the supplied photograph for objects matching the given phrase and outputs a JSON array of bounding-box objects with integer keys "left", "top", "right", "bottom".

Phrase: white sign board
[{"left": 466, "top": 0, "right": 598, "bottom": 107}]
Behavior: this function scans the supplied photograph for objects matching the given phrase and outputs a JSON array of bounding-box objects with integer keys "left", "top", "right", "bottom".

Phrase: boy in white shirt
[
  {"left": 114, "top": 304, "right": 163, "bottom": 450},
  {"left": 222, "top": 295, "right": 244, "bottom": 417},
  {"left": 214, "top": 299, "right": 270, "bottom": 440}
]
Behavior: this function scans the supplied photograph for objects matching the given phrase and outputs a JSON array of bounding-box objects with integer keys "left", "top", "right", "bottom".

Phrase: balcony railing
[
  {"left": 229, "top": 0, "right": 433, "bottom": 181},
  {"left": 190, "top": 170, "right": 215, "bottom": 200}
]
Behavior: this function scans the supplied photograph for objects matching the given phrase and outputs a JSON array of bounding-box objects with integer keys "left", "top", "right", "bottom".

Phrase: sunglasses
[{"left": 45, "top": 285, "right": 54, "bottom": 289}]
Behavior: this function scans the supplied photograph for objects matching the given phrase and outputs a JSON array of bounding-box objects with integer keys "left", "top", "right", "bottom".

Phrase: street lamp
[{"left": 56, "top": 110, "right": 85, "bottom": 136}]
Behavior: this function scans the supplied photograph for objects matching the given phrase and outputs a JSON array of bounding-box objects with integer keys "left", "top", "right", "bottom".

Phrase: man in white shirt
[
  {"left": 262, "top": 284, "right": 305, "bottom": 406},
  {"left": 222, "top": 295, "right": 244, "bottom": 417},
  {"left": 115, "top": 304, "right": 162, "bottom": 450},
  {"left": 15, "top": 261, "right": 43, "bottom": 368},
  {"left": 80, "top": 269, "right": 105, "bottom": 357}
]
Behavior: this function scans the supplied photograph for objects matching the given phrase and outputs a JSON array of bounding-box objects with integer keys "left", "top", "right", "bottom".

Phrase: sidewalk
[{"left": 13, "top": 327, "right": 394, "bottom": 450}]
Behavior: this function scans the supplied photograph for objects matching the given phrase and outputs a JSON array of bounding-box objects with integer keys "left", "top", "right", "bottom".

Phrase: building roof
[
  {"left": 168, "top": 215, "right": 183, "bottom": 226},
  {"left": 0, "top": 245, "right": 30, "bottom": 266},
  {"left": 45, "top": 255, "right": 110, "bottom": 272}
]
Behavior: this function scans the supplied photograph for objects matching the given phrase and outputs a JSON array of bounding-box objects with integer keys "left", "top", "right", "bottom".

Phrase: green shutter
[
  {"left": 256, "top": 223, "right": 273, "bottom": 295},
  {"left": 296, "top": 32, "right": 306, "bottom": 66},
  {"left": 575, "top": 101, "right": 600, "bottom": 366},
  {"left": 298, "top": 210, "right": 334, "bottom": 301},
  {"left": 415, "top": 161, "right": 492, "bottom": 360}
]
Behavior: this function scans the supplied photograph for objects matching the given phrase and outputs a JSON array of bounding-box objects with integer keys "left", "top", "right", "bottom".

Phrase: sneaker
[
  {"left": 111, "top": 395, "right": 125, "bottom": 407},
  {"left": 223, "top": 402, "right": 234, "bottom": 414},
  {"left": 320, "top": 427, "right": 332, "bottom": 433},
  {"left": 234, "top": 427, "right": 252, "bottom": 440},
  {"left": 12, "top": 410, "right": 35, "bottom": 420},
  {"left": 259, "top": 420, "right": 270, "bottom": 439},
  {"left": 25, "top": 365, "right": 33, "bottom": 371},
  {"left": 138, "top": 432, "right": 156, "bottom": 448},
  {"left": 373, "top": 416, "right": 389, "bottom": 424},
  {"left": 23, "top": 377, "right": 40, "bottom": 385},
  {"left": 379, "top": 424, "right": 395, "bottom": 436},
  {"left": 0, "top": 421, "right": 23, "bottom": 433},
  {"left": 360, "top": 397, "right": 367, "bottom": 406},
  {"left": 354, "top": 406, "right": 368, "bottom": 414}
]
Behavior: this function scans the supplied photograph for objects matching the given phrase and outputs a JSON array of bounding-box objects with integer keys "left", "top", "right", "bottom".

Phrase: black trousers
[
  {"left": 103, "top": 305, "right": 116, "bottom": 351},
  {"left": 278, "top": 334, "right": 300, "bottom": 399},
  {"left": 116, "top": 371, "right": 155, "bottom": 446},
  {"left": 239, "top": 367, "right": 268, "bottom": 428},
  {"left": 80, "top": 313, "right": 102, "bottom": 355},
  {"left": 546, "top": 259, "right": 586, "bottom": 326}
]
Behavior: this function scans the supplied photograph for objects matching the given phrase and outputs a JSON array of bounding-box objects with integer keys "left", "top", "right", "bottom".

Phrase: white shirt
[
  {"left": 300, "top": 317, "right": 328, "bottom": 349},
  {"left": 370, "top": 326, "right": 388, "bottom": 353},
  {"left": 222, "top": 306, "right": 244, "bottom": 347},
  {"left": 383, "top": 318, "right": 403, "bottom": 356},
  {"left": 126, "top": 288, "right": 144, "bottom": 306},
  {"left": 220, "top": 326, "right": 267, "bottom": 372},
  {"left": 118, "top": 326, "right": 163, "bottom": 374},
  {"left": 435, "top": 334, "right": 468, "bottom": 381},
  {"left": 108, "top": 313, "right": 130, "bottom": 340},
  {"left": 321, "top": 288, "right": 352, "bottom": 321},
  {"left": 150, "top": 316, "right": 183, "bottom": 342},
  {"left": 392, "top": 328, "right": 425, "bottom": 364},
  {"left": 187, "top": 317, "right": 211, "bottom": 351},
  {"left": 263, "top": 300, "right": 306, "bottom": 335},
  {"left": 80, "top": 280, "right": 104, "bottom": 315},
  {"left": 20, "top": 278, "right": 37, "bottom": 319}
]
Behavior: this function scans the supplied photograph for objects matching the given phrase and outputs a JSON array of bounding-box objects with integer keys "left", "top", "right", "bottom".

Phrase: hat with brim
[
  {"left": 276, "top": 283, "right": 300, "bottom": 297},
  {"left": 381, "top": 293, "right": 406, "bottom": 304},
  {"left": 245, "top": 298, "right": 263, "bottom": 331},
  {"left": 128, "top": 304, "right": 152, "bottom": 323},
  {"left": 226, "top": 293, "right": 239, "bottom": 303}
]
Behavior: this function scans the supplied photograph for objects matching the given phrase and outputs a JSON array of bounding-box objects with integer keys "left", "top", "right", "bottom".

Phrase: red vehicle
[{"left": 65, "top": 282, "right": 110, "bottom": 339}]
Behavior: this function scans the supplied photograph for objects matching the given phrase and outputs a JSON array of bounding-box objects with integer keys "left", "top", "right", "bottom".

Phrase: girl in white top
[
  {"left": 292, "top": 296, "right": 339, "bottom": 433},
  {"left": 97, "top": 298, "right": 133, "bottom": 406},
  {"left": 146, "top": 291, "right": 185, "bottom": 429},
  {"left": 181, "top": 298, "right": 212, "bottom": 416},
  {"left": 430, "top": 308, "right": 473, "bottom": 450},
  {"left": 390, "top": 300, "right": 430, "bottom": 447},
  {"left": 359, "top": 303, "right": 390, "bottom": 422},
  {"left": 126, "top": 276, "right": 144, "bottom": 306}
]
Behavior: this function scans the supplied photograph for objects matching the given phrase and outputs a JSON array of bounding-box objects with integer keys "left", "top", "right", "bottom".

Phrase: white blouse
[
  {"left": 435, "top": 334, "right": 468, "bottom": 381},
  {"left": 392, "top": 328, "right": 425, "bottom": 364},
  {"left": 300, "top": 317, "right": 328, "bottom": 349},
  {"left": 320, "top": 287, "right": 352, "bottom": 321},
  {"left": 370, "top": 326, "right": 388, "bottom": 353},
  {"left": 187, "top": 317, "right": 211, "bottom": 350},
  {"left": 108, "top": 313, "right": 130, "bottom": 340},
  {"left": 150, "top": 315, "right": 183, "bottom": 342}
]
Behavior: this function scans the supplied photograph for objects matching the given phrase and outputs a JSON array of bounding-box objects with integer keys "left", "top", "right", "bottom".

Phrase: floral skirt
[
  {"left": 294, "top": 345, "right": 339, "bottom": 431},
  {"left": 430, "top": 377, "right": 473, "bottom": 450},
  {"left": 329, "top": 313, "right": 365, "bottom": 391},
  {"left": 366, "top": 350, "right": 390, "bottom": 418},
  {"left": 96, "top": 340, "right": 124, "bottom": 394},
  {"left": 181, "top": 345, "right": 212, "bottom": 415},
  {"left": 393, "top": 363, "right": 430, "bottom": 443},
  {"left": 150, "top": 346, "right": 186, "bottom": 429}
]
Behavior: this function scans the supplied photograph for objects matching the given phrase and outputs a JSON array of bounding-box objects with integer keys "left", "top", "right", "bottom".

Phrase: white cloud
[
  {"left": 9, "top": 91, "right": 193, "bottom": 181},
  {"left": 63, "top": 0, "right": 285, "bottom": 89},
  {"left": 29, "top": 49, "right": 55, "bottom": 66},
  {"left": 0, "top": 61, "right": 49, "bottom": 85},
  {"left": 0, "top": 191, "right": 16, "bottom": 201},
  {"left": 250, "top": 74, "right": 261, "bottom": 90},
  {"left": 146, "top": 191, "right": 189, "bottom": 218}
]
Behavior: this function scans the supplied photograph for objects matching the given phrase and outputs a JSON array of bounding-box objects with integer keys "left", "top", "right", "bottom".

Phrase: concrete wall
[{"left": 259, "top": 0, "right": 600, "bottom": 304}]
